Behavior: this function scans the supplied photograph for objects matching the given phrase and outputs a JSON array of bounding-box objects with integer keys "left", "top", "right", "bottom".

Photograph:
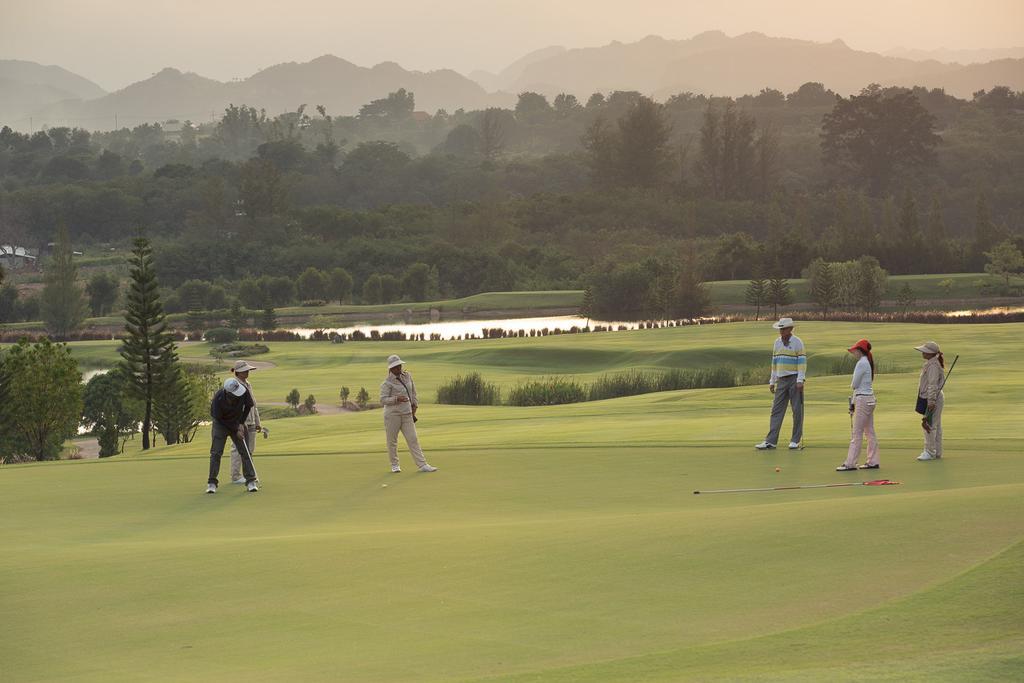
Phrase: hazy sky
[{"left": 2, "top": 0, "right": 1021, "bottom": 91}]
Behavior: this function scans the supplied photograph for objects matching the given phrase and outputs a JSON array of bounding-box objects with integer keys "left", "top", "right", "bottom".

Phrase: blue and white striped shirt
[{"left": 770, "top": 335, "right": 806, "bottom": 385}]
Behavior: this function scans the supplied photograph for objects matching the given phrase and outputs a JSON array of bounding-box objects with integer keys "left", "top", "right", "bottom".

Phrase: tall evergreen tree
[
  {"left": 808, "top": 258, "right": 839, "bottom": 313},
  {"left": 120, "top": 237, "right": 177, "bottom": 450},
  {"left": 40, "top": 226, "right": 87, "bottom": 340},
  {"left": 854, "top": 256, "right": 885, "bottom": 311},
  {"left": 260, "top": 306, "right": 277, "bottom": 331},
  {"left": 744, "top": 271, "right": 768, "bottom": 320},
  {"left": 767, "top": 272, "right": 793, "bottom": 318}
]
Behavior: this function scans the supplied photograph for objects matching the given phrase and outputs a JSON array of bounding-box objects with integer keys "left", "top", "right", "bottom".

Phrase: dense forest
[{"left": 1, "top": 82, "right": 1022, "bottom": 314}]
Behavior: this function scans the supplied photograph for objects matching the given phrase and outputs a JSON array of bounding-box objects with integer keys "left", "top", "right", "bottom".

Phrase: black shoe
[{"left": 858, "top": 464, "right": 880, "bottom": 469}]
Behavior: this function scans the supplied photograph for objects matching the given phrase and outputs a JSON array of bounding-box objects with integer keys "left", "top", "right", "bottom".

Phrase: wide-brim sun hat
[
  {"left": 387, "top": 354, "right": 405, "bottom": 369},
  {"left": 848, "top": 338, "right": 871, "bottom": 354},
  {"left": 233, "top": 360, "right": 257, "bottom": 372},
  {"left": 914, "top": 341, "right": 941, "bottom": 354},
  {"left": 772, "top": 317, "right": 795, "bottom": 329},
  {"left": 223, "top": 378, "right": 247, "bottom": 397}
]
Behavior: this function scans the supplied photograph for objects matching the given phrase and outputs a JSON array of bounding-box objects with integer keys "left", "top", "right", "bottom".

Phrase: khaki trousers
[
  {"left": 923, "top": 392, "right": 944, "bottom": 457},
  {"left": 230, "top": 428, "right": 257, "bottom": 481},
  {"left": 385, "top": 413, "right": 427, "bottom": 469},
  {"left": 843, "top": 395, "right": 879, "bottom": 468}
]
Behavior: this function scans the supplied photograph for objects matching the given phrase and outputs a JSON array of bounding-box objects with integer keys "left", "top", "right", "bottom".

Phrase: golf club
[
  {"left": 237, "top": 430, "right": 261, "bottom": 487},
  {"left": 693, "top": 479, "right": 900, "bottom": 495}
]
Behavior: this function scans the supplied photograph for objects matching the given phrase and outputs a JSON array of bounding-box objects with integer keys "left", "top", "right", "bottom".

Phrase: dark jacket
[{"left": 210, "top": 388, "right": 253, "bottom": 431}]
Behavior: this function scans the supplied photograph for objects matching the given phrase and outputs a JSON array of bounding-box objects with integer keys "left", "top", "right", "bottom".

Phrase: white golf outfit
[
  {"left": 380, "top": 371, "right": 428, "bottom": 470},
  {"left": 843, "top": 356, "right": 879, "bottom": 468}
]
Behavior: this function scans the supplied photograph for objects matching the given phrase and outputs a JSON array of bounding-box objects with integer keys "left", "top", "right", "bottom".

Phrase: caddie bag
[{"left": 915, "top": 396, "right": 928, "bottom": 415}]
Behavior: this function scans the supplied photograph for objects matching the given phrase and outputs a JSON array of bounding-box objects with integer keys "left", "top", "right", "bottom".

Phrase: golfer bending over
[
  {"left": 755, "top": 317, "right": 806, "bottom": 450},
  {"left": 837, "top": 339, "right": 879, "bottom": 471},
  {"left": 381, "top": 354, "right": 438, "bottom": 474},
  {"left": 915, "top": 341, "right": 945, "bottom": 461},
  {"left": 207, "top": 377, "right": 259, "bottom": 493}
]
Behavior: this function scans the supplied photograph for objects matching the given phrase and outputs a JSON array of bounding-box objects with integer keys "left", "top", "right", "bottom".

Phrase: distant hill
[
  {"left": 15, "top": 55, "right": 508, "bottom": 131},
  {"left": 470, "top": 46, "right": 567, "bottom": 92},
  {"left": 884, "top": 46, "right": 1024, "bottom": 65},
  {"left": 0, "top": 60, "right": 106, "bottom": 127},
  {"left": 501, "top": 31, "right": 1024, "bottom": 99}
]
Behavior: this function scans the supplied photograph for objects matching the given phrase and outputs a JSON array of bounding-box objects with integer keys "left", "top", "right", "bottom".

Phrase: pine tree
[
  {"left": 40, "top": 226, "right": 87, "bottom": 340},
  {"left": 767, "top": 273, "right": 793, "bottom": 318},
  {"left": 120, "top": 237, "right": 178, "bottom": 450},
  {"left": 228, "top": 299, "right": 248, "bottom": 329},
  {"left": 854, "top": 256, "right": 884, "bottom": 311},
  {"left": 808, "top": 259, "right": 838, "bottom": 314},
  {"left": 579, "top": 286, "right": 595, "bottom": 321},
  {"left": 260, "top": 306, "right": 277, "bottom": 331},
  {"left": 895, "top": 282, "right": 917, "bottom": 313},
  {"left": 744, "top": 272, "right": 767, "bottom": 320}
]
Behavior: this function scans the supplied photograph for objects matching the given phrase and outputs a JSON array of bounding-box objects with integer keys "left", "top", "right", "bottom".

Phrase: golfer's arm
[
  {"left": 409, "top": 377, "right": 418, "bottom": 407},
  {"left": 380, "top": 383, "right": 397, "bottom": 405},
  {"left": 797, "top": 347, "right": 807, "bottom": 383}
]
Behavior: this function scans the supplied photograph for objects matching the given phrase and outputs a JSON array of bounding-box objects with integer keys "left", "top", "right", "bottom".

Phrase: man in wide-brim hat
[
  {"left": 755, "top": 318, "right": 807, "bottom": 451},
  {"left": 229, "top": 360, "right": 262, "bottom": 484}
]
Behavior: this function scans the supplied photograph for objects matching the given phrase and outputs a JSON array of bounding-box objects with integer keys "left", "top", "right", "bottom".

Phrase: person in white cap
[
  {"left": 755, "top": 317, "right": 806, "bottom": 450},
  {"left": 380, "top": 354, "right": 437, "bottom": 473},
  {"left": 228, "top": 360, "right": 262, "bottom": 485},
  {"left": 914, "top": 341, "right": 945, "bottom": 461},
  {"left": 206, "top": 377, "right": 258, "bottom": 493}
]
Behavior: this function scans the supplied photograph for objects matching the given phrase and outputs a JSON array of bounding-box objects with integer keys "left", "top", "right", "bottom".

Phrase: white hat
[
  {"left": 914, "top": 341, "right": 942, "bottom": 354},
  {"left": 223, "top": 378, "right": 247, "bottom": 397},
  {"left": 772, "top": 317, "right": 795, "bottom": 329},
  {"left": 233, "top": 360, "right": 257, "bottom": 373},
  {"left": 386, "top": 354, "right": 405, "bottom": 369}
]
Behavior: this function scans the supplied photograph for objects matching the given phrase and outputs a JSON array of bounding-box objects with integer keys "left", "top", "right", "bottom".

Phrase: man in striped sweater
[{"left": 755, "top": 318, "right": 806, "bottom": 450}]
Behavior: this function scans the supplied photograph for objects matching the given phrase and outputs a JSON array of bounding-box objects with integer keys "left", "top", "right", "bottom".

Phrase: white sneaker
[
  {"left": 246, "top": 480, "right": 259, "bottom": 492},
  {"left": 231, "top": 478, "right": 246, "bottom": 485},
  {"left": 788, "top": 442, "right": 801, "bottom": 450},
  {"left": 391, "top": 465, "right": 402, "bottom": 473},
  {"left": 418, "top": 464, "right": 438, "bottom": 472},
  {"left": 205, "top": 483, "right": 217, "bottom": 494},
  {"left": 754, "top": 442, "right": 776, "bottom": 450},
  {"left": 917, "top": 451, "right": 938, "bottom": 461}
]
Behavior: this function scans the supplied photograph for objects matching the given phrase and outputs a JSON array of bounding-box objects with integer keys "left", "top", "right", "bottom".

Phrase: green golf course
[{"left": 2, "top": 321, "right": 1022, "bottom": 681}]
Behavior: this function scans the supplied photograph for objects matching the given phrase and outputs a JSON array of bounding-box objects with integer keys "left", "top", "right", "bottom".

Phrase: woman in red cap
[{"left": 837, "top": 339, "right": 880, "bottom": 471}]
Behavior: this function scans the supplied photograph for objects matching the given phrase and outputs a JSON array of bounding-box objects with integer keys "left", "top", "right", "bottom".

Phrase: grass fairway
[{"left": 2, "top": 322, "right": 1023, "bottom": 681}]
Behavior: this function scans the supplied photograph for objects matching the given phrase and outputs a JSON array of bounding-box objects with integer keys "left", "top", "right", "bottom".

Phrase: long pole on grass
[{"left": 693, "top": 479, "right": 900, "bottom": 495}]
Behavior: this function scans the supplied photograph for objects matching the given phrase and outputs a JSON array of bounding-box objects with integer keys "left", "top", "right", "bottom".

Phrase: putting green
[{"left": 2, "top": 322, "right": 1022, "bottom": 681}]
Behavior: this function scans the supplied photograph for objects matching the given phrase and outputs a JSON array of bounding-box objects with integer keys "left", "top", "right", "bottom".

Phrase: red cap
[{"left": 848, "top": 338, "right": 872, "bottom": 354}]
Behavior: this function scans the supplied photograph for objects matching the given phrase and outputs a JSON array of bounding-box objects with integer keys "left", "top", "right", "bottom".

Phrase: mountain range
[
  {"left": 3, "top": 31, "right": 1022, "bottom": 132},
  {"left": 499, "top": 32, "right": 1024, "bottom": 100}
]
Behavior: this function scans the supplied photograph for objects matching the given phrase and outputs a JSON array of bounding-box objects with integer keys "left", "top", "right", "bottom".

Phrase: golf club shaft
[
  {"left": 938, "top": 354, "right": 959, "bottom": 392},
  {"left": 238, "top": 429, "right": 259, "bottom": 481},
  {"left": 695, "top": 481, "right": 865, "bottom": 494}
]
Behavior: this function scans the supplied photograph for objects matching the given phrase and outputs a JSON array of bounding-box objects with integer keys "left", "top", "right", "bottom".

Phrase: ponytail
[
  {"left": 937, "top": 352, "right": 945, "bottom": 369},
  {"left": 866, "top": 350, "right": 876, "bottom": 378}
]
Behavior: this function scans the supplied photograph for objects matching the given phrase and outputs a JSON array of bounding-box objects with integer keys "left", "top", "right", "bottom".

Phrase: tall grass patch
[
  {"left": 507, "top": 378, "right": 587, "bottom": 406},
  {"left": 436, "top": 373, "right": 502, "bottom": 405}
]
